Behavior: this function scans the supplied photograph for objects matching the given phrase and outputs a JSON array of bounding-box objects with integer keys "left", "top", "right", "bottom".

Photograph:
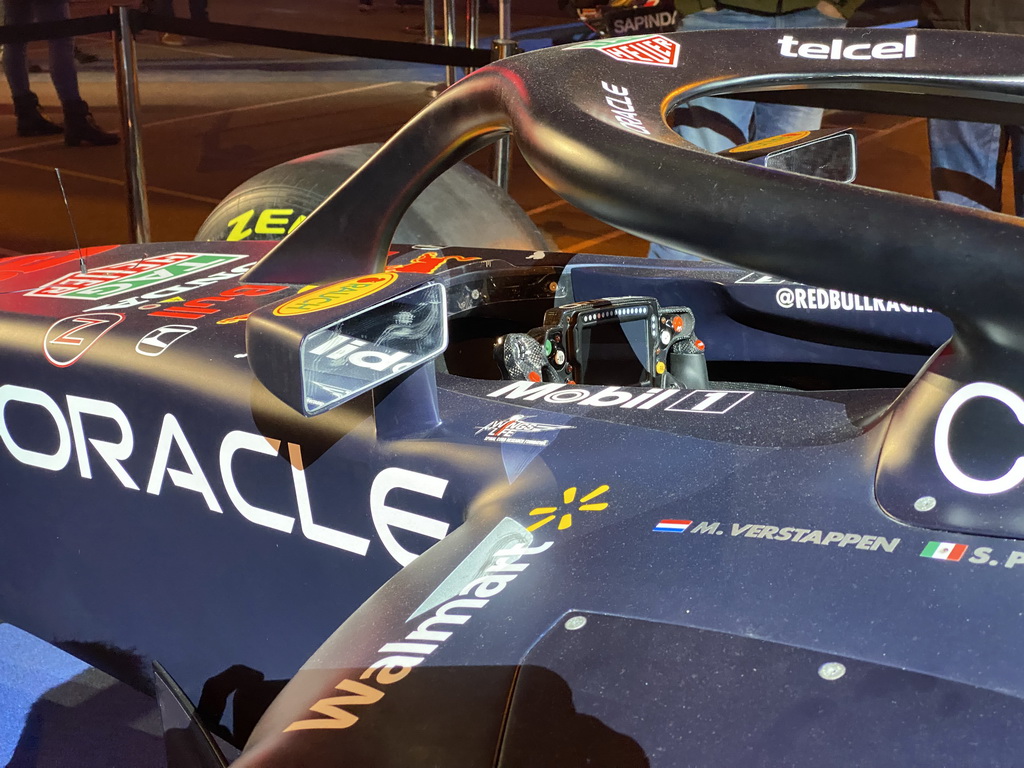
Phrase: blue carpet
[
  {"left": 0, "top": 624, "right": 166, "bottom": 767},
  {"left": 0, "top": 625, "right": 89, "bottom": 766}
]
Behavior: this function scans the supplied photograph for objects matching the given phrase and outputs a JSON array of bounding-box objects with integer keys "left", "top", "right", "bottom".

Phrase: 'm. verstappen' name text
[{"left": 689, "top": 520, "right": 900, "bottom": 551}]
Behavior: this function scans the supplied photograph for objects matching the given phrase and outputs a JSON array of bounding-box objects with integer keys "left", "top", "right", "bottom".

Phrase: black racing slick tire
[{"left": 196, "top": 144, "right": 554, "bottom": 251}]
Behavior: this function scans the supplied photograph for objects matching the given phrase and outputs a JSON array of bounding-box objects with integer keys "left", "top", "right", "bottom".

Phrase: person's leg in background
[
  {"left": 144, "top": 0, "right": 176, "bottom": 14},
  {"left": 646, "top": 8, "right": 756, "bottom": 259},
  {"left": 31, "top": 0, "right": 119, "bottom": 145},
  {"left": 670, "top": 8, "right": 758, "bottom": 153},
  {"left": 750, "top": 7, "right": 844, "bottom": 140},
  {"left": 188, "top": 0, "right": 207, "bottom": 22},
  {"left": 928, "top": 119, "right": 1004, "bottom": 212},
  {"left": 145, "top": 0, "right": 187, "bottom": 45},
  {"left": 1008, "top": 124, "right": 1024, "bottom": 217},
  {"left": 3, "top": 0, "right": 64, "bottom": 136},
  {"left": 648, "top": 5, "right": 846, "bottom": 259},
  {"left": 33, "top": 0, "right": 79, "bottom": 104}
]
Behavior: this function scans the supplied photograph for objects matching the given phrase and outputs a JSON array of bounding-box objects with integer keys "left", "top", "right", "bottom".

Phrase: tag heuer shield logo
[{"left": 572, "top": 35, "right": 680, "bottom": 68}]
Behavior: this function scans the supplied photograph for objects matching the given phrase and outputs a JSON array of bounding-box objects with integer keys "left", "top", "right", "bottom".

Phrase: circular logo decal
[
  {"left": 728, "top": 131, "right": 811, "bottom": 154},
  {"left": 273, "top": 272, "right": 397, "bottom": 317}
]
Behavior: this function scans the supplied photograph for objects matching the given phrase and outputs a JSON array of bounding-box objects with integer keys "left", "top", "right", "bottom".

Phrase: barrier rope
[{"left": 0, "top": 9, "right": 492, "bottom": 68}]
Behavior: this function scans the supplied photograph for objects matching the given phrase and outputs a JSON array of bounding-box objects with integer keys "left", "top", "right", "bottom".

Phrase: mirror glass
[
  {"left": 765, "top": 132, "right": 857, "bottom": 183},
  {"left": 299, "top": 282, "right": 448, "bottom": 416}
]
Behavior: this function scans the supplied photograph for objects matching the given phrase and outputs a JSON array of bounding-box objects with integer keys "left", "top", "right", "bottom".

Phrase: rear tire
[{"left": 196, "top": 144, "right": 553, "bottom": 251}]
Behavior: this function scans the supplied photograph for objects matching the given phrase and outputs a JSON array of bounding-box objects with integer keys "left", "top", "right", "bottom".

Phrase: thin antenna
[{"left": 54, "top": 168, "right": 86, "bottom": 274}]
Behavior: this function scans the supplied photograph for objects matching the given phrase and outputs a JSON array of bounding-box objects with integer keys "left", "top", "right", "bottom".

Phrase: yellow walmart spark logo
[{"left": 527, "top": 485, "right": 610, "bottom": 532}]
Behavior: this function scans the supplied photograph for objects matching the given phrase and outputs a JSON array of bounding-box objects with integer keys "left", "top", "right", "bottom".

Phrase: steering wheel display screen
[{"left": 577, "top": 316, "right": 651, "bottom": 385}]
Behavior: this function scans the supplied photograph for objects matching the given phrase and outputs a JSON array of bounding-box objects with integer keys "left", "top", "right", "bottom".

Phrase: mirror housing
[
  {"left": 246, "top": 274, "right": 448, "bottom": 416},
  {"left": 721, "top": 128, "right": 857, "bottom": 183}
]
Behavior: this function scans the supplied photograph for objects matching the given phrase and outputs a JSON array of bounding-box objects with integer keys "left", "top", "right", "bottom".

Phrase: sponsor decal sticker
[
  {"left": 570, "top": 34, "right": 680, "bottom": 68},
  {"left": 387, "top": 252, "right": 480, "bottom": 275},
  {"left": 284, "top": 525, "right": 553, "bottom": 732},
  {"left": 0, "top": 384, "right": 450, "bottom": 564},
  {"left": 684, "top": 520, "right": 901, "bottom": 552},
  {"left": 729, "top": 132, "right": 810, "bottom": 154},
  {"left": 135, "top": 324, "right": 197, "bottom": 357},
  {"left": 920, "top": 541, "right": 968, "bottom": 562},
  {"left": 225, "top": 208, "right": 307, "bottom": 241},
  {"left": 475, "top": 414, "right": 573, "bottom": 446},
  {"left": 145, "top": 284, "right": 288, "bottom": 321},
  {"left": 610, "top": 8, "right": 677, "bottom": 36},
  {"left": 663, "top": 521, "right": 1024, "bottom": 572},
  {"left": 775, "top": 286, "right": 931, "bottom": 313},
  {"left": 528, "top": 484, "right": 609, "bottom": 532},
  {"left": 43, "top": 313, "right": 124, "bottom": 367},
  {"left": 83, "top": 262, "right": 258, "bottom": 313},
  {"left": 488, "top": 381, "right": 753, "bottom": 415},
  {"left": 665, "top": 390, "right": 751, "bottom": 414},
  {"left": 0, "top": 246, "right": 117, "bottom": 287},
  {"left": 601, "top": 81, "right": 650, "bottom": 136},
  {"left": 283, "top": 480, "right": 613, "bottom": 733},
  {"left": 217, "top": 314, "right": 251, "bottom": 325},
  {"left": 779, "top": 33, "right": 916, "bottom": 61},
  {"left": 273, "top": 273, "right": 398, "bottom": 317},
  {"left": 28, "top": 253, "right": 243, "bottom": 301},
  {"left": 919, "top": 546, "right": 1024, "bottom": 570},
  {"left": 305, "top": 331, "right": 418, "bottom": 381},
  {"left": 653, "top": 518, "right": 692, "bottom": 533},
  {"left": 934, "top": 382, "right": 1024, "bottom": 495}
]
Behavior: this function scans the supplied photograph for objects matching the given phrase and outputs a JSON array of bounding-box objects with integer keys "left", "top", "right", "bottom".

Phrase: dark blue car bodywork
[{"left": 3, "top": 25, "right": 1024, "bottom": 768}]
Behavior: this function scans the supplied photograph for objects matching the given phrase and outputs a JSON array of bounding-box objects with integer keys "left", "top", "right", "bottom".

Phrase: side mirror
[
  {"left": 246, "top": 275, "right": 448, "bottom": 416},
  {"left": 721, "top": 128, "right": 857, "bottom": 183}
]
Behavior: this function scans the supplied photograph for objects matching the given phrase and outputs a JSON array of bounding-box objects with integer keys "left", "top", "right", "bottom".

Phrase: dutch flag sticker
[{"left": 653, "top": 519, "right": 693, "bottom": 533}]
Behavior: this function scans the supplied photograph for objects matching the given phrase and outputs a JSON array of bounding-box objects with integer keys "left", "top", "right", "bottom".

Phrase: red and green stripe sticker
[{"left": 920, "top": 541, "right": 968, "bottom": 561}]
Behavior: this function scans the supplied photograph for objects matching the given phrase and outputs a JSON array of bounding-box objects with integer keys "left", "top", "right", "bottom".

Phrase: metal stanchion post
[
  {"left": 490, "top": 1, "right": 516, "bottom": 190},
  {"left": 498, "top": 0, "right": 511, "bottom": 40},
  {"left": 442, "top": 0, "right": 457, "bottom": 87},
  {"left": 424, "top": 0, "right": 437, "bottom": 45},
  {"left": 111, "top": 5, "right": 150, "bottom": 243},
  {"left": 465, "top": 0, "right": 480, "bottom": 75}
]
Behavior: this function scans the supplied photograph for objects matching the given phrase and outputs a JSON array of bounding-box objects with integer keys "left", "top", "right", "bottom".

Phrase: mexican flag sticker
[{"left": 920, "top": 541, "right": 968, "bottom": 561}]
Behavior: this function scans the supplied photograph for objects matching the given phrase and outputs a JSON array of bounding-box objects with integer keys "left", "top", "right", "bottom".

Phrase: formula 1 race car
[{"left": 3, "top": 26, "right": 1024, "bottom": 768}]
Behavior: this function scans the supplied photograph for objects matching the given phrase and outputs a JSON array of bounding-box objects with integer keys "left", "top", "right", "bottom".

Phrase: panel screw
[
  {"left": 914, "top": 496, "right": 937, "bottom": 512},
  {"left": 564, "top": 616, "right": 587, "bottom": 631},
  {"left": 818, "top": 662, "right": 846, "bottom": 681}
]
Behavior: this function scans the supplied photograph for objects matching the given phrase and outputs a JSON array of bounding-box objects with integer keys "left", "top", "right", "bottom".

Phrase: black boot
[
  {"left": 62, "top": 100, "right": 119, "bottom": 147},
  {"left": 13, "top": 93, "right": 63, "bottom": 138},
  {"left": 74, "top": 46, "right": 99, "bottom": 65}
]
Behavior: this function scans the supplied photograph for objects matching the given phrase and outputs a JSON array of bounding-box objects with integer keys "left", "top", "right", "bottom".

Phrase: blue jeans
[
  {"left": 928, "top": 119, "right": 1024, "bottom": 216},
  {"left": 3, "top": 0, "right": 81, "bottom": 104},
  {"left": 648, "top": 7, "right": 847, "bottom": 259}
]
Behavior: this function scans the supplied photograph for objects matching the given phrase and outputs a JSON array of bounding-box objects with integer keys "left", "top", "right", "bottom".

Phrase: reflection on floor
[{"left": 0, "top": 624, "right": 166, "bottom": 768}]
